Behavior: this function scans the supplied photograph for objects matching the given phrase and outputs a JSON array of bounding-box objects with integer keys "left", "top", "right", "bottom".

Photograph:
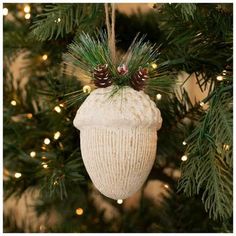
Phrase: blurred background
[{"left": 3, "top": 3, "right": 233, "bottom": 233}]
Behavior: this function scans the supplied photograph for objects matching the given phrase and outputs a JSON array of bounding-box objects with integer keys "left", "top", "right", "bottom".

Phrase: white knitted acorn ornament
[
  {"left": 64, "top": 32, "right": 164, "bottom": 200},
  {"left": 73, "top": 85, "right": 162, "bottom": 200}
]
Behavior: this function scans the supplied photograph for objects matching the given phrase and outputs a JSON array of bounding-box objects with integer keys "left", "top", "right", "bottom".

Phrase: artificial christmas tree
[{"left": 3, "top": 2, "right": 233, "bottom": 233}]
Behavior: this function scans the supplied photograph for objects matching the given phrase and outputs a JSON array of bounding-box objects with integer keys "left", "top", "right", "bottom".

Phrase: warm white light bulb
[
  {"left": 156, "top": 94, "right": 162, "bottom": 100},
  {"left": 223, "top": 144, "right": 230, "bottom": 151},
  {"left": 83, "top": 85, "right": 92, "bottom": 94},
  {"left": 54, "top": 106, "right": 61, "bottom": 113},
  {"left": 25, "top": 13, "right": 31, "bottom": 19},
  {"left": 42, "top": 162, "right": 48, "bottom": 168},
  {"left": 3, "top": 8, "right": 8, "bottom": 16},
  {"left": 24, "top": 5, "right": 31, "bottom": 13},
  {"left": 42, "top": 164, "right": 48, "bottom": 169},
  {"left": 42, "top": 54, "right": 48, "bottom": 61},
  {"left": 54, "top": 131, "right": 61, "bottom": 140},
  {"left": 76, "top": 208, "right": 84, "bottom": 215},
  {"left": 44, "top": 138, "right": 51, "bottom": 145},
  {"left": 27, "top": 113, "right": 33, "bottom": 119},
  {"left": 30, "top": 151, "right": 36, "bottom": 158},
  {"left": 216, "top": 75, "right": 224, "bottom": 81},
  {"left": 11, "top": 100, "right": 17, "bottom": 106},
  {"left": 182, "top": 141, "right": 187, "bottom": 146},
  {"left": 14, "top": 172, "right": 22, "bottom": 178},
  {"left": 164, "top": 184, "right": 169, "bottom": 189},
  {"left": 199, "top": 102, "right": 205, "bottom": 107},
  {"left": 151, "top": 63, "right": 158, "bottom": 69},
  {"left": 181, "top": 155, "right": 188, "bottom": 162},
  {"left": 117, "top": 199, "right": 123, "bottom": 204},
  {"left": 222, "top": 70, "right": 227, "bottom": 76}
]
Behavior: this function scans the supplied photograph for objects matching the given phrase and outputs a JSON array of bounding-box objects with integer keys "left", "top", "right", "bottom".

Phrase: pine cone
[
  {"left": 131, "top": 68, "right": 148, "bottom": 91},
  {"left": 93, "top": 64, "right": 112, "bottom": 88}
]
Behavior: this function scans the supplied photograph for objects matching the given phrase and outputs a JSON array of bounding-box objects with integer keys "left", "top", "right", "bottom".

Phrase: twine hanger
[{"left": 104, "top": 3, "right": 116, "bottom": 64}]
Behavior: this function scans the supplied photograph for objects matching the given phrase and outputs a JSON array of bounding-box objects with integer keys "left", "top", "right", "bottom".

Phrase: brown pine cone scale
[
  {"left": 93, "top": 64, "right": 112, "bottom": 88},
  {"left": 131, "top": 68, "right": 148, "bottom": 91}
]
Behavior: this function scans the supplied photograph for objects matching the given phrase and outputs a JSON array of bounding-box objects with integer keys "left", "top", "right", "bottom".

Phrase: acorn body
[{"left": 73, "top": 86, "right": 162, "bottom": 200}]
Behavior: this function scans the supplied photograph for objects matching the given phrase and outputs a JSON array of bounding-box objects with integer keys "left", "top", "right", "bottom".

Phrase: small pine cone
[
  {"left": 93, "top": 64, "right": 112, "bottom": 88},
  {"left": 131, "top": 68, "right": 148, "bottom": 91}
]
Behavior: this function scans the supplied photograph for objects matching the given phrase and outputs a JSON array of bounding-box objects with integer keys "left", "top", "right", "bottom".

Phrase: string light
[
  {"left": 14, "top": 172, "right": 22, "bottom": 178},
  {"left": 53, "top": 181, "right": 59, "bottom": 185},
  {"left": 83, "top": 85, "right": 92, "bottom": 94},
  {"left": 76, "top": 208, "right": 84, "bottom": 215},
  {"left": 216, "top": 75, "right": 224, "bottom": 81},
  {"left": 42, "top": 156, "right": 47, "bottom": 160},
  {"left": 3, "top": 8, "right": 8, "bottom": 16},
  {"left": 41, "top": 146, "right": 46, "bottom": 150},
  {"left": 30, "top": 151, "right": 36, "bottom": 158},
  {"left": 39, "top": 225, "right": 46, "bottom": 233},
  {"left": 42, "top": 54, "right": 48, "bottom": 61},
  {"left": 117, "top": 199, "right": 123, "bottom": 204},
  {"left": 54, "top": 106, "right": 61, "bottom": 113},
  {"left": 151, "top": 63, "right": 158, "bottom": 69},
  {"left": 59, "top": 103, "right": 64, "bottom": 107},
  {"left": 181, "top": 155, "right": 188, "bottom": 162},
  {"left": 24, "top": 13, "right": 31, "bottom": 19},
  {"left": 164, "top": 184, "right": 169, "bottom": 189},
  {"left": 156, "top": 93, "right": 162, "bottom": 100},
  {"left": 24, "top": 5, "right": 31, "bottom": 13},
  {"left": 54, "top": 131, "right": 61, "bottom": 140},
  {"left": 222, "top": 70, "right": 227, "bottom": 76},
  {"left": 11, "top": 100, "right": 17, "bottom": 106},
  {"left": 42, "top": 162, "right": 48, "bottom": 169},
  {"left": 199, "top": 102, "right": 205, "bottom": 107},
  {"left": 182, "top": 141, "right": 187, "bottom": 146},
  {"left": 44, "top": 138, "right": 51, "bottom": 145},
  {"left": 223, "top": 144, "right": 230, "bottom": 151},
  {"left": 27, "top": 113, "right": 33, "bottom": 119}
]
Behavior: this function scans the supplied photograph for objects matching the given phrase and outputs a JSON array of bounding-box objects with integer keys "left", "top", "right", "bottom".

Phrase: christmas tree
[{"left": 3, "top": 3, "right": 233, "bottom": 233}]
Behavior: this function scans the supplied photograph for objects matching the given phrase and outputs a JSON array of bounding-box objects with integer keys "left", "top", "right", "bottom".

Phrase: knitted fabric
[{"left": 73, "top": 86, "right": 162, "bottom": 200}]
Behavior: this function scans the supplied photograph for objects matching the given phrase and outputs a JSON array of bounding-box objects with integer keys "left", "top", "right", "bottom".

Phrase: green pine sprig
[{"left": 63, "top": 32, "right": 161, "bottom": 87}]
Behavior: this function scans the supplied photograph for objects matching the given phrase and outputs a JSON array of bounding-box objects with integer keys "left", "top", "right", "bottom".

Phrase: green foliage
[
  {"left": 31, "top": 3, "right": 103, "bottom": 41},
  {"left": 64, "top": 32, "right": 163, "bottom": 88},
  {"left": 178, "top": 85, "right": 233, "bottom": 220},
  {"left": 156, "top": 88, "right": 203, "bottom": 165},
  {"left": 156, "top": 3, "right": 233, "bottom": 91},
  {"left": 175, "top": 3, "right": 197, "bottom": 21},
  {"left": 64, "top": 32, "right": 113, "bottom": 74}
]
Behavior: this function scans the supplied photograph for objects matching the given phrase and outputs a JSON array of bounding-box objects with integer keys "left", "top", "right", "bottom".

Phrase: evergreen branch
[
  {"left": 31, "top": 4, "right": 103, "bottom": 41},
  {"left": 175, "top": 3, "right": 197, "bottom": 21},
  {"left": 178, "top": 86, "right": 233, "bottom": 220}
]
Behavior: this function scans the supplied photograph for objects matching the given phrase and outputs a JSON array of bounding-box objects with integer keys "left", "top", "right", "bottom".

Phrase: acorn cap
[{"left": 73, "top": 86, "right": 162, "bottom": 130}]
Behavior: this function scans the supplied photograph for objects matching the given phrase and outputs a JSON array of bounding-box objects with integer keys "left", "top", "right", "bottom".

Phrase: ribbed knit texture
[{"left": 74, "top": 86, "right": 162, "bottom": 200}]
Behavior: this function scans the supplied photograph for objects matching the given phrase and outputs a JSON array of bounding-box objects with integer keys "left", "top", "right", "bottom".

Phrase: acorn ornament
[
  {"left": 65, "top": 32, "right": 162, "bottom": 200},
  {"left": 73, "top": 85, "right": 162, "bottom": 200}
]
